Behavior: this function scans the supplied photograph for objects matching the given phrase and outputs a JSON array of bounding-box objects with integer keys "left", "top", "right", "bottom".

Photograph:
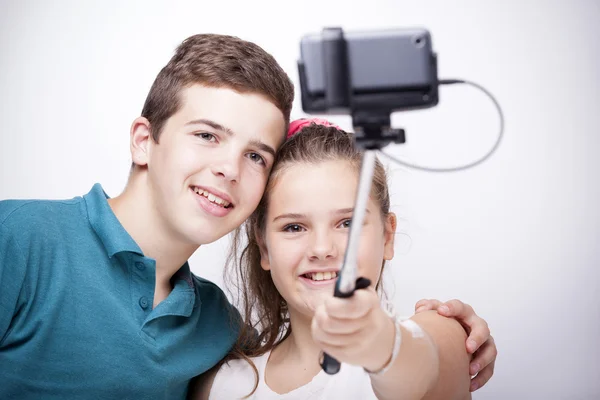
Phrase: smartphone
[{"left": 300, "top": 27, "right": 436, "bottom": 96}]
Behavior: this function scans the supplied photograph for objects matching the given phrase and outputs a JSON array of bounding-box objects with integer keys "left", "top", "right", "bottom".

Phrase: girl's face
[{"left": 259, "top": 160, "right": 396, "bottom": 319}]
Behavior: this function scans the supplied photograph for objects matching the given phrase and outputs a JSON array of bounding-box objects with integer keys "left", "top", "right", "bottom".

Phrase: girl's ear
[
  {"left": 383, "top": 212, "right": 397, "bottom": 261},
  {"left": 256, "top": 230, "right": 271, "bottom": 271}
]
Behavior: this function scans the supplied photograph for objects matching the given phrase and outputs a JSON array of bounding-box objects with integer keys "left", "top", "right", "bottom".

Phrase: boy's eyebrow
[
  {"left": 186, "top": 118, "right": 275, "bottom": 158},
  {"left": 186, "top": 118, "right": 235, "bottom": 135},
  {"left": 249, "top": 140, "right": 276, "bottom": 158}
]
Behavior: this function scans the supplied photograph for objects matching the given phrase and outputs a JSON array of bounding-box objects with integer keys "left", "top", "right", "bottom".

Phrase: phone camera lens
[{"left": 413, "top": 36, "right": 425, "bottom": 48}]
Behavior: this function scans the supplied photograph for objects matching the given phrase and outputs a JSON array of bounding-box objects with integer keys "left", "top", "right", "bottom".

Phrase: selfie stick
[
  {"left": 298, "top": 27, "right": 407, "bottom": 375},
  {"left": 318, "top": 149, "right": 376, "bottom": 374},
  {"left": 319, "top": 119, "right": 404, "bottom": 374}
]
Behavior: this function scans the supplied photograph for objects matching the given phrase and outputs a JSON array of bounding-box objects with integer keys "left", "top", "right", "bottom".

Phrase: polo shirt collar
[{"left": 84, "top": 183, "right": 143, "bottom": 258}]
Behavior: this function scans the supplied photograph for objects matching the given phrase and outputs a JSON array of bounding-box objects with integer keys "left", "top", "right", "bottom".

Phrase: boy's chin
[{"left": 181, "top": 227, "right": 229, "bottom": 246}]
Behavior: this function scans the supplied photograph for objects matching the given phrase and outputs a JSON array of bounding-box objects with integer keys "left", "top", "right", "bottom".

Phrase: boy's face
[{"left": 140, "top": 85, "right": 286, "bottom": 245}]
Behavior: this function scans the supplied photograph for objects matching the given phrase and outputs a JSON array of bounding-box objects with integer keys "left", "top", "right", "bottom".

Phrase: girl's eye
[
  {"left": 246, "top": 152, "right": 266, "bottom": 166},
  {"left": 338, "top": 219, "right": 352, "bottom": 229},
  {"left": 283, "top": 224, "right": 304, "bottom": 233},
  {"left": 196, "top": 132, "right": 217, "bottom": 142}
]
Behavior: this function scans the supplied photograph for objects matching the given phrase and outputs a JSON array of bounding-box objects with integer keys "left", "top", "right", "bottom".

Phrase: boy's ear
[
  {"left": 130, "top": 117, "right": 152, "bottom": 167},
  {"left": 383, "top": 212, "right": 397, "bottom": 261}
]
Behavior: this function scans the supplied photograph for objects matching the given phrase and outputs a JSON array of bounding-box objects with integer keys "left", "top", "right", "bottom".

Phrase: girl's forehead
[
  {"left": 271, "top": 160, "right": 357, "bottom": 195},
  {"left": 266, "top": 160, "right": 384, "bottom": 218}
]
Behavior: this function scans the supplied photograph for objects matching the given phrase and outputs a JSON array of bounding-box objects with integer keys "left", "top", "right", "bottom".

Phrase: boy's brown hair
[{"left": 141, "top": 33, "right": 294, "bottom": 141}]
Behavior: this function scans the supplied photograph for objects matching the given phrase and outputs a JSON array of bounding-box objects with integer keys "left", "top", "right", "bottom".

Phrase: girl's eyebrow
[
  {"left": 335, "top": 208, "right": 370, "bottom": 215},
  {"left": 272, "top": 213, "right": 305, "bottom": 223},
  {"left": 272, "top": 208, "right": 370, "bottom": 223}
]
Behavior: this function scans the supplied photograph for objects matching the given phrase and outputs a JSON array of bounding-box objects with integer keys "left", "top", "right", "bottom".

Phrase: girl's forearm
[
  {"left": 369, "top": 320, "right": 439, "bottom": 400},
  {"left": 369, "top": 310, "right": 472, "bottom": 400}
]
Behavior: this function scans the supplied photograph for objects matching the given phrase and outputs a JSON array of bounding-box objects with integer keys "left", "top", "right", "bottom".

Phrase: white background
[{"left": 1, "top": 0, "right": 599, "bottom": 398}]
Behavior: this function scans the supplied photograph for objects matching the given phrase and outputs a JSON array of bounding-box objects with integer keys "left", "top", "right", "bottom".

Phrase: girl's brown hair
[{"left": 223, "top": 122, "right": 392, "bottom": 395}]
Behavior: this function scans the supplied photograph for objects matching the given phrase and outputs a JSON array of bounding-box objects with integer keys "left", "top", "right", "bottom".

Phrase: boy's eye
[
  {"left": 196, "top": 132, "right": 217, "bottom": 142},
  {"left": 283, "top": 224, "right": 304, "bottom": 233},
  {"left": 246, "top": 152, "right": 266, "bottom": 166}
]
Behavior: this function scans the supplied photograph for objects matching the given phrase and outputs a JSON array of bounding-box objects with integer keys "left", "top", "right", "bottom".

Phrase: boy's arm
[
  {"left": 0, "top": 223, "right": 27, "bottom": 343},
  {"left": 369, "top": 310, "right": 472, "bottom": 400}
]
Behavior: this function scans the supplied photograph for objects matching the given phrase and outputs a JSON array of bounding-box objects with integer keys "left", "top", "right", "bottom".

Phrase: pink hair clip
[{"left": 287, "top": 118, "right": 342, "bottom": 139}]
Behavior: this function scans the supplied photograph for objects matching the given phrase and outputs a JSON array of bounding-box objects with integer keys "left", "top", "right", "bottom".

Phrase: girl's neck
[
  {"left": 281, "top": 310, "right": 323, "bottom": 364},
  {"left": 265, "top": 309, "right": 323, "bottom": 394}
]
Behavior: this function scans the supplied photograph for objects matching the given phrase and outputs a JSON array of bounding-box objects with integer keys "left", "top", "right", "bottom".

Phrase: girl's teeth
[{"left": 309, "top": 272, "right": 338, "bottom": 281}]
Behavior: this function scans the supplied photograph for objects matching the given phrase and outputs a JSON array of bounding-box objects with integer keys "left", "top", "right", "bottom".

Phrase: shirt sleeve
[{"left": 0, "top": 222, "right": 27, "bottom": 344}]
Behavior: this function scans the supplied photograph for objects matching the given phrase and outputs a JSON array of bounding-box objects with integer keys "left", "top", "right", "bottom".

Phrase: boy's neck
[{"left": 107, "top": 176, "right": 198, "bottom": 305}]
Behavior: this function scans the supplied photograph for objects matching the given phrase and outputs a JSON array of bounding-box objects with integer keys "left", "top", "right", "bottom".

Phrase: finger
[
  {"left": 442, "top": 300, "right": 486, "bottom": 350},
  {"left": 470, "top": 361, "right": 495, "bottom": 392},
  {"left": 311, "top": 305, "right": 355, "bottom": 346},
  {"left": 313, "top": 305, "right": 364, "bottom": 335},
  {"left": 311, "top": 318, "right": 360, "bottom": 349},
  {"left": 414, "top": 299, "right": 443, "bottom": 313},
  {"left": 465, "top": 318, "right": 491, "bottom": 354},
  {"left": 440, "top": 299, "right": 473, "bottom": 318},
  {"left": 470, "top": 337, "right": 497, "bottom": 375},
  {"left": 324, "top": 289, "right": 377, "bottom": 320},
  {"left": 317, "top": 341, "right": 351, "bottom": 363}
]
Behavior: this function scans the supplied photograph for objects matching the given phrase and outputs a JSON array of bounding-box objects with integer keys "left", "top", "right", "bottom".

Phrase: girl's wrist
[{"left": 364, "top": 312, "right": 401, "bottom": 374}]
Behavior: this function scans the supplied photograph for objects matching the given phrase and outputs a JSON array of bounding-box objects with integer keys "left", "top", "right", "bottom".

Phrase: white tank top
[{"left": 209, "top": 350, "right": 378, "bottom": 400}]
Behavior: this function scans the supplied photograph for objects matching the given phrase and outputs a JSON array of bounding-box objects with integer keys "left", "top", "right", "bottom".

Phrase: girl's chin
[{"left": 289, "top": 295, "right": 333, "bottom": 318}]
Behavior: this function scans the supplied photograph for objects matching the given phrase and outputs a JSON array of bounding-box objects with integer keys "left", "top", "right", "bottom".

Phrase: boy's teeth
[{"left": 193, "top": 187, "right": 230, "bottom": 207}]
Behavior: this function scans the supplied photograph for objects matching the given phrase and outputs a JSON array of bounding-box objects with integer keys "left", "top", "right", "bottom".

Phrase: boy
[{"left": 0, "top": 33, "right": 294, "bottom": 400}]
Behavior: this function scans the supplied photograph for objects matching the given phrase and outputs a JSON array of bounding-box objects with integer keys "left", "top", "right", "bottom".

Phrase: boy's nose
[{"left": 211, "top": 160, "right": 240, "bottom": 183}]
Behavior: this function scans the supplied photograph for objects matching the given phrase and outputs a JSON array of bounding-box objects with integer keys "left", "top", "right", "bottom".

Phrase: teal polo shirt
[{"left": 0, "top": 183, "right": 239, "bottom": 399}]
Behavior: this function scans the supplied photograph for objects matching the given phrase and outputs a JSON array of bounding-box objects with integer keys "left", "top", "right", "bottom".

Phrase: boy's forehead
[{"left": 175, "top": 85, "right": 286, "bottom": 144}]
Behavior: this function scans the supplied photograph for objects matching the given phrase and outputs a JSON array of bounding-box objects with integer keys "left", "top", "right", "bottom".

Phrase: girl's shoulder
[
  {"left": 322, "top": 364, "right": 379, "bottom": 399},
  {"left": 208, "top": 352, "right": 269, "bottom": 400}
]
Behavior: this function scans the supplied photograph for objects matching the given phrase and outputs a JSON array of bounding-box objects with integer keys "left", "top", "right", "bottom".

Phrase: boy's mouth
[
  {"left": 301, "top": 271, "right": 339, "bottom": 282},
  {"left": 191, "top": 186, "right": 232, "bottom": 208}
]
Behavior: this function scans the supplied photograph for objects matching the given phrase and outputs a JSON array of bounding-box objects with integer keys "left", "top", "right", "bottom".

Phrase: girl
[{"left": 198, "top": 119, "right": 484, "bottom": 399}]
